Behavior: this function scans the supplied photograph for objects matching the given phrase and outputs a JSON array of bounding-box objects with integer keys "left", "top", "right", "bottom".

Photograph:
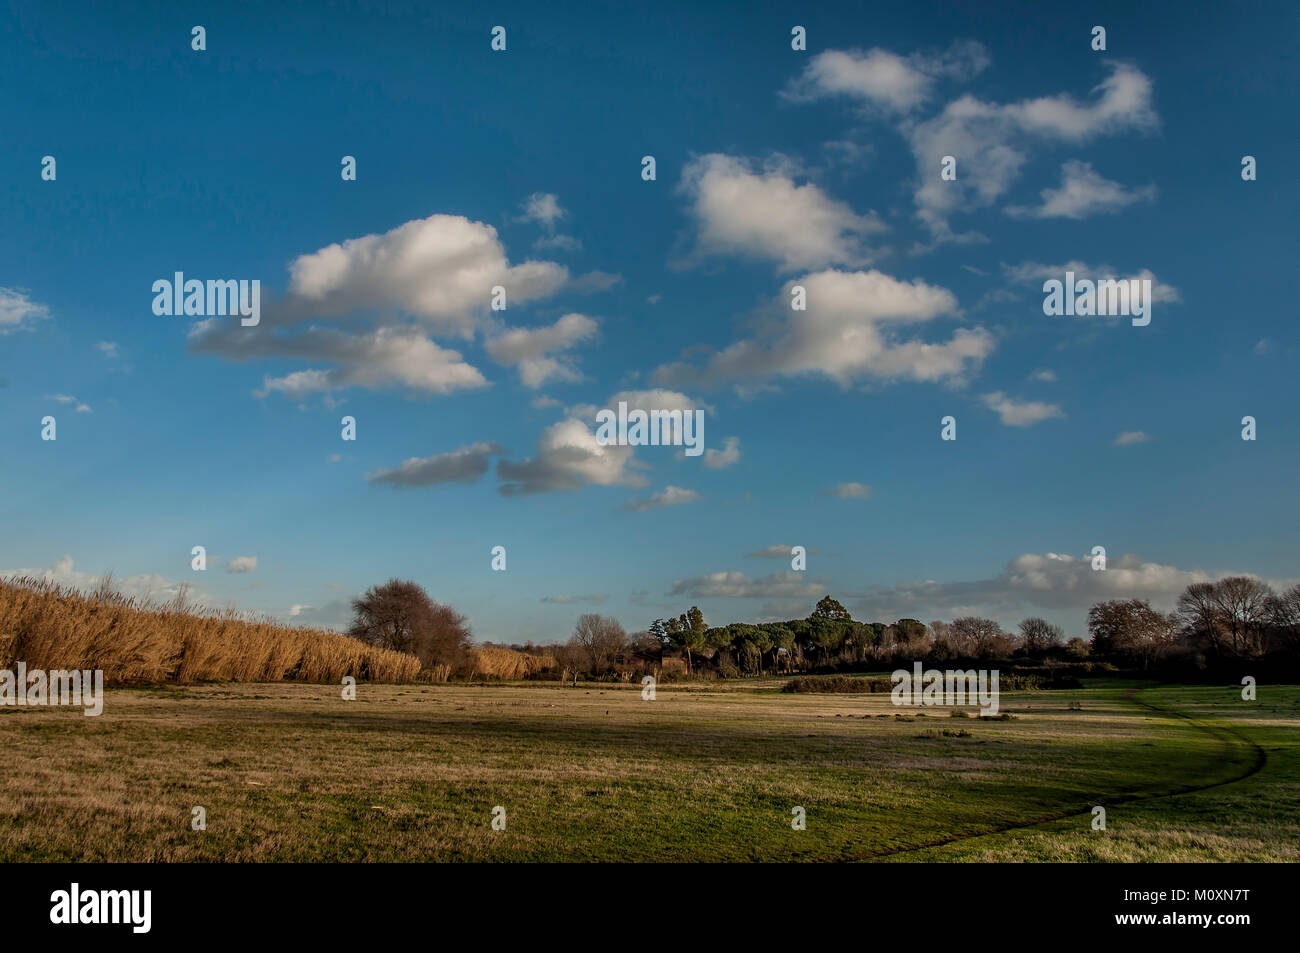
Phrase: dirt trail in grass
[{"left": 845, "top": 686, "right": 1268, "bottom": 861}]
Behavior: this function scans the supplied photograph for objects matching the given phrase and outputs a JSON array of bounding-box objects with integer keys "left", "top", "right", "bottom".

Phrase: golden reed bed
[{"left": 0, "top": 576, "right": 420, "bottom": 685}]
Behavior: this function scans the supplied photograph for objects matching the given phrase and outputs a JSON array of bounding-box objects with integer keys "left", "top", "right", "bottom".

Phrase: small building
[{"left": 658, "top": 657, "right": 689, "bottom": 674}]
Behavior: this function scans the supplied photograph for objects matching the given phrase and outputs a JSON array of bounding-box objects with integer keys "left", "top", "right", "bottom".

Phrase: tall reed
[{"left": 0, "top": 576, "right": 420, "bottom": 685}]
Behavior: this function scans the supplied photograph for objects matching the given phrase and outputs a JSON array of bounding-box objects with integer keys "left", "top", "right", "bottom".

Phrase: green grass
[{"left": 1, "top": 678, "right": 1294, "bottom": 861}]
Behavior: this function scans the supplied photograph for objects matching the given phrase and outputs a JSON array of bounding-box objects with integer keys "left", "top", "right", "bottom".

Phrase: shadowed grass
[{"left": 1, "top": 679, "right": 1294, "bottom": 861}]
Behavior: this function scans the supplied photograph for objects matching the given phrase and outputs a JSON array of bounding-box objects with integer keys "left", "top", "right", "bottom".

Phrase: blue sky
[{"left": 2, "top": 0, "right": 1296, "bottom": 643}]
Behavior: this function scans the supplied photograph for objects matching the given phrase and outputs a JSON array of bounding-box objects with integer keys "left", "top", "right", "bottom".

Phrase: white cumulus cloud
[
  {"left": 980, "top": 392, "right": 1064, "bottom": 427},
  {"left": 655, "top": 269, "right": 990, "bottom": 391},
  {"left": 498, "top": 418, "right": 646, "bottom": 496},
  {"left": 679, "top": 154, "right": 885, "bottom": 272},
  {"left": 485, "top": 313, "right": 598, "bottom": 388},
  {"left": 1006, "top": 160, "right": 1155, "bottom": 220}
]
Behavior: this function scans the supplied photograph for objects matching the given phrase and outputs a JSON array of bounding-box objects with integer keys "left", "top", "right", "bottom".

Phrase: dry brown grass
[
  {"left": 3, "top": 681, "right": 1292, "bottom": 861},
  {"left": 0, "top": 576, "right": 420, "bottom": 685},
  {"left": 464, "top": 645, "right": 557, "bottom": 680}
]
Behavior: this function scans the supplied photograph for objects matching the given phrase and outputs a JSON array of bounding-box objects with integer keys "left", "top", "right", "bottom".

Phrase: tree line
[{"left": 344, "top": 576, "right": 1300, "bottom": 682}]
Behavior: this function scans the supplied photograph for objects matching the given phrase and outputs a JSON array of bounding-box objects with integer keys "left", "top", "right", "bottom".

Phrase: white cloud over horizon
[
  {"left": 671, "top": 570, "right": 827, "bottom": 599},
  {"left": 1, "top": 555, "right": 189, "bottom": 604},
  {"left": 845, "top": 552, "right": 1241, "bottom": 624}
]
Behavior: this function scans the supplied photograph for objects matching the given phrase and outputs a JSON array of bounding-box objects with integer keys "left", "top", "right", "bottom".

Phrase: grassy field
[{"left": 1, "top": 678, "right": 1295, "bottom": 862}]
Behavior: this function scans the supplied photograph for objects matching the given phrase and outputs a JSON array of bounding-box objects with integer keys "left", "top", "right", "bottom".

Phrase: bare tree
[
  {"left": 552, "top": 640, "right": 586, "bottom": 685},
  {"left": 1019, "top": 617, "right": 1064, "bottom": 655},
  {"left": 1087, "top": 599, "right": 1175, "bottom": 669},
  {"left": 348, "top": 579, "right": 470, "bottom": 668},
  {"left": 1268, "top": 583, "right": 1300, "bottom": 629},
  {"left": 628, "top": 629, "right": 661, "bottom": 658},
  {"left": 1179, "top": 577, "right": 1278, "bottom": 658},
  {"left": 1210, "top": 577, "right": 1273, "bottom": 657},
  {"left": 571, "top": 613, "right": 628, "bottom": 674},
  {"left": 949, "top": 616, "right": 1007, "bottom": 658},
  {"left": 1266, "top": 583, "right": 1300, "bottom": 656},
  {"left": 1177, "top": 581, "right": 1226, "bottom": 655}
]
